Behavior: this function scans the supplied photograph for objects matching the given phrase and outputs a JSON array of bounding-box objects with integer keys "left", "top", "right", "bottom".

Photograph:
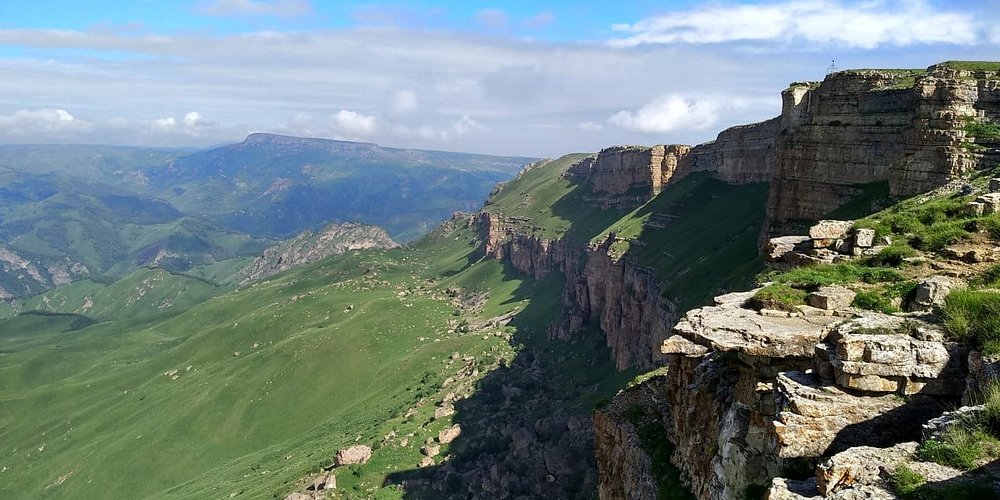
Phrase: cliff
[
  {"left": 238, "top": 221, "right": 398, "bottom": 283},
  {"left": 473, "top": 61, "right": 1000, "bottom": 499}
]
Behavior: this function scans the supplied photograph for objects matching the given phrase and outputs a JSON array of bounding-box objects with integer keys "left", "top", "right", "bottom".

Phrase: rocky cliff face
[
  {"left": 0, "top": 244, "right": 89, "bottom": 299},
  {"left": 238, "top": 221, "right": 398, "bottom": 283}
]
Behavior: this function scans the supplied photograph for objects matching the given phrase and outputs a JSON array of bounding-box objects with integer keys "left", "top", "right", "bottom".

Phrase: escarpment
[{"left": 474, "top": 62, "right": 1000, "bottom": 499}]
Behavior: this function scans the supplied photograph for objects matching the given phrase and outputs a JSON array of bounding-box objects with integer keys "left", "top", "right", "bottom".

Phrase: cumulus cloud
[
  {"left": 608, "top": 95, "right": 720, "bottom": 133},
  {"left": 333, "top": 109, "right": 377, "bottom": 137},
  {"left": 611, "top": 0, "right": 981, "bottom": 49},
  {"left": 0, "top": 108, "right": 89, "bottom": 138},
  {"left": 196, "top": 0, "right": 312, "bottom": 18},
  {"left": 578, "top": 121, "right": 604, "bottom": 132}
]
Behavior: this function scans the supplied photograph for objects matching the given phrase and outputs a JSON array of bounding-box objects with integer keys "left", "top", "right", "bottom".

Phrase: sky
[{"left": 0, "top": 0, "right": 998, "bottom": 156}]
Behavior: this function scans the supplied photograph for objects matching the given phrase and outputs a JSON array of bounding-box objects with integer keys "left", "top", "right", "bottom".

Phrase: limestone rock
[
  {"left": 922, "top": 405, "right": 985, "bottom": 441},
  {"left": 852, "top": 228, "right": 875, "bottom": 248},
  {"left": 434, "top": 404, "right": 455, "bottom": 419},
  {"left": 907, "top": 276, "right": 957, "bottom": 312},
  {"left": 420, "top": 444, "right": 440, "bottom": 457},
  {"left": 674, "top": 288, "right": 840, "bottom": 359},
  {"left": 766, "top": 236, "right": 811, "bottom": 262},
  {"left": 808, "top": 220, "right": 854, "bottom": 240},
  {"left": 964, "top": 350, "right": 1000, "bottom": 405},
  {"left": 806, "top": 286, "right": 856, "bottom": 311},
  {"left": 773, "top": 371, "right": 936, "bottom": 458},
  {"left": 334, "top": 444, "right": 372, "bottom": 466},
  {"left": 438, "top": 424, "right": 461, "bottom": 444},
  {"left": 660, "top": 334, "right": 710, "bottom": 357},
  {"left": 767, "top": 477, "right": 821, "bottom": 499},
  {"left": 824, "top": 313, "right": 967, "bottom": 396},
  {"left": 815, "top": 442, "right": 916, "bottom": 495},
  {"left": 418, "top": 456, "right": 435, "bottom": 468}
]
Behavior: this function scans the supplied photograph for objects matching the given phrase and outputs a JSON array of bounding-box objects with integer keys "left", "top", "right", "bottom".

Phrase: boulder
[
  {"left": 808, "top": 220, "right": 854, "bottom": 240},
  {"left": 674, "top": 289, "right": 840, "bottom": 359},
  {"left": 907, "top": 276, "right": 957, "bottom": 312},
  {"left": 421, "top": 443, "right": 441, "bottom": 457},
  {"left": 815, "top": 442, "right": 916, "bottom": 495},
  {"left": 660, "top": 334, "right": 710, "bottom": 357},
  {"left": 438, "top": 424, "right": 462, "bottom": 444},
  {"left": 806, "top": 286, "right": 856, "bottom": 311},
  {"left": 418, "top": 456, "right": 435, "bottom": 468},
  {"left": 853, "top": 228, "right": 875, "bottom": 248},
  {"left": 977, "top": 193, "right": 1000, "bottom": 214},
  {"left": 334, "top": 444, "right": 372, "bottom": 466},
  {"left": 766, "top": 236, "right": 811, "bottom": 262},
  {"left": 434, "top": 404, "right": 455, "bottom": 419},
  {"left": 823, "top": 313, "right": 967, "bottom": 396},
  {"left": 773, "top": 371, "right": 916, "bottom": 458},
  {"left": 967, "top": 201, "right": 987, "bottom": 217},
  {"left": 991, "top": 178, "right": 1000, "bottom": 191},
  {"left": 964, "top": 350, "right": 1000, "bottom": 405}
]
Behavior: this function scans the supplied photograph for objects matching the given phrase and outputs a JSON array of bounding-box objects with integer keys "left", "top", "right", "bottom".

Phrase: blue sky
[{"left": 0, "top": 0, "right": 997, "bottom": 155}]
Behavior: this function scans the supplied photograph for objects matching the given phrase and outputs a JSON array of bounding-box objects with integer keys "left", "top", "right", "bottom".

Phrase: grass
[
  {"left": 595, "top": 173, "right": 770, "bottom": 312},
  {"left": 963, "top": 117, "right": 1000, "bottom": 142},
  {"left": 940, "top": 61, "right": 1000, "bottom": 72},
  {"left": 889, "top": 464, "right": 926, "bottom": 496},
  {"left": 0, "top": 219, "right": 634, "bottom": 499},
  {"left": 749, "top": 284, "right": 808, "bottom": 312},
  {"left": 942, "top": 289, "right": 1000, "bottom": 354},
  {"left": 917, "top": 425, "right": 1000, "bottom": 470},
  {"left": 764, "top": 263, "right": 903, "bottom": 289}
]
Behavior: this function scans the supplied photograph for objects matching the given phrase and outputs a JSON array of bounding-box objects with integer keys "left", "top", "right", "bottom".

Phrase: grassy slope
[
  {"left": 0, "top": 267, "right": 226, "bottom": 321},
  {"left": 486, "top": 155, "right": 770, "bottom": 312},
  {"left": 0, "top": 215, "right": 632, "bottom": 499}
]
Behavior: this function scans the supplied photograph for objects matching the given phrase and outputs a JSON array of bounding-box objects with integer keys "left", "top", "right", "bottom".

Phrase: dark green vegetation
[
  {"left": 623, "top": 404, "right": 695, "bottom": 500},
  {"left": 942, "top": 289, "right": 1000, "bottom": 355},
  {"left": 752, "top": 263, "right": 908, "bottom": 312},
  {"left": 486, "top": 157, "right": 770, "bottom": 313}
]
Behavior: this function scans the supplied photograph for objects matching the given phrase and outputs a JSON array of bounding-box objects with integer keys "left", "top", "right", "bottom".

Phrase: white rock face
[{"left": 808, "top": 220, "right": 854, "bottom": 240}]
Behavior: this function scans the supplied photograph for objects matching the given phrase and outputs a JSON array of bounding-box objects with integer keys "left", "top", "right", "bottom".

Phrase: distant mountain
[
  {"left": 237, "top": 221, "right": 400, "bottom": 284},
  {"left": 0, "top": 136, "right": 533, "bottom": 296},
  {"left": 0, "top": 166, "right": 267, "bottom": 298},
  {"left": 144, "top": 133, "right": 535, "bottom": 241}
]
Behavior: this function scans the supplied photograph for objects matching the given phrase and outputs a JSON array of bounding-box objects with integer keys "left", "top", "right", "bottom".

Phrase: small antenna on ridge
[{"left": 827, "top": 59, "right": 838, "bottom": 74}]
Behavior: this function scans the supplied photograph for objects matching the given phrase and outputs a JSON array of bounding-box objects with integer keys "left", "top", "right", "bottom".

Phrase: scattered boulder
[
  {"left": 964, "top": 350, "right": 1000, "bottom": 405},
  {"left": 815, "top": 442, "right": 916, "bottom": 495},
  {"left": 421, "top": 443, "right": 440, "bottom": 457},
  {"left": 852, "top": 228, "right": 875, "bottom": 248},
  {"left": 808, "top": 220, "right": 854, "bottom": 240},
  {"left": 438, "top": 424, "right": 462, "bottom": 444},
  {"left": 434, "top": 404, "right": 455, "bottom": 419},
  {"left": 418, "top": 456, "right": 435, "bottom": 468},
  {"left": 806, "top": 286, "right": 856, "bottom": 311},
  {"left": 977, "top": 193, "right": 1000, "bottom": 214},
  {"left": 334, "top": 444, "right": 372, "bottom": 466},
  {"left": 907, "top": 276, "right": 957, "bottom": 312},
  {"left": 766, "top": 236, "right": 811, "bottom": 262}
]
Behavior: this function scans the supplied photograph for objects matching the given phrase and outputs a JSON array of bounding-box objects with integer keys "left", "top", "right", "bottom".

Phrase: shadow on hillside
[{"left": 386, "top": 261, "right": 631, "bottom": 499}]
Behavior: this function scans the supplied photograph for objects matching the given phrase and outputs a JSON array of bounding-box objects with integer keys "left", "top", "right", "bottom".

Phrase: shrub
[
  {"left": 971, "top": 264, "right": 1000, "bottom": 289},
  {"left": 852, "top": 290, "right": 898, "bottom": 314},
  {"left": 910, "top": 221, "right": 970, "bottom": 252},
  {"left": 889, "top": 464, "right": 926, "bottom": 496},
  {"left": 857, "top": 267, "right": 905, "bottom": 284},
  {"left": 749, "top": 284, "right": 808, "bottom": 312},
  {"left": 865, "top": 244, "right": 916, "bottom": 267},
  {"left": 943, "top": 289, "right": 1000, "bottom": 353},
  {"left": 917, "top": 424, "right": 999, "bottom": 470}
]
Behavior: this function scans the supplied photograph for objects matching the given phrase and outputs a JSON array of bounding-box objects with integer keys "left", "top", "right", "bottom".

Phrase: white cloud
[
  {"left": 442, "top": 115, "right": 486, "bottom": 139},
  {"left": 333, "top": 109, "right": 377, "bottom": 137},
  {"left": 523, "top": 11, "right": 555, "bottom": 29},
  {"left": 393, "top": 90, "right": 418, "bottom": 113},
  {"left": 196, "top": 0, "right": 312, "bottom": 18},
  {"left": 0, "top": 108, "right": 89, "bottom": 137},
  {"left": 474, "top": 9, "right": 509, "bottom": 30},
  {"left": 611, "top": 0, "right": 981, "bottom": 49},
  {"left": 608, "top": 95, "right": 720, "bottom": 133},
  {"left": 183, "top": 111, "right": 203, "bottom": 128},
  {"left": 152, "top": 117, "right": 177, "bottom": 130},
  {"left": 578, "top": 121, "right": 604, "bottom": 132}
]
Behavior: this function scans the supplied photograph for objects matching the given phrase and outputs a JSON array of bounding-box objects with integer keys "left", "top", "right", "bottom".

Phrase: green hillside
[{"left": 0, "top": 151, "right": 772, "bottom": 499}]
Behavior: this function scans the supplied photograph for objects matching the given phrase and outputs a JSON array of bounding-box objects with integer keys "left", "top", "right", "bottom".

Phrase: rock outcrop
[{"left": 238, "top": 221, "right": 398, "bottom": 283}]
